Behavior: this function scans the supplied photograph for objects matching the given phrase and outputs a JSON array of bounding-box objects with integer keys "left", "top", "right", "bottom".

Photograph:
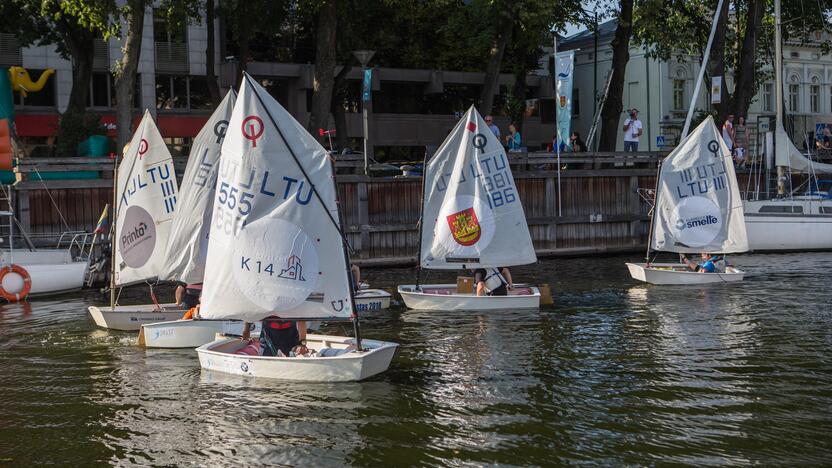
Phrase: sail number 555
[{"left": 218, "top": 182, "right": 253, "bottom": 216}]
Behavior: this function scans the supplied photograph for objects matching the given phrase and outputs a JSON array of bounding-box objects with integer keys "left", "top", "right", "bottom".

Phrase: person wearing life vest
[
  {"left": 473, "top": 267, "right": 513, "bottom": 296},
  {"left": 175, "top": 283, "right": 203, "bottom": 308},
  {"left": 260, "top": 317, "right": 308, "bottom": 357},
  {"left": 681, "top": 253, "right": 722, "bottom": 273}
]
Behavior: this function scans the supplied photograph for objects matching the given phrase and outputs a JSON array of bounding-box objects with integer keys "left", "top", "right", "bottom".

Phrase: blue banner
[
  {"left": 555, "top": 51, "right": 574, "bottom": 150},
  {"left": 362, "top": 69, "right": 373, "bottom": 102}
]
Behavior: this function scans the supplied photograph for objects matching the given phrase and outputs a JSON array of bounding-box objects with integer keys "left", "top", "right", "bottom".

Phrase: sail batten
[
  {"left": 200, "top": 75, "right": 352, "bottom": 322},
  {"left": 114, "top": 110, "right": 179, "bottom": 286},
  {"left": 419, "top": 106, "right": 536, "bottom": 269},
  {"left": 651, "top": 117, "right": 748, "bottom": 254},
  {"left": 161, "top": 90, "right": 236, "bottom": 283}
]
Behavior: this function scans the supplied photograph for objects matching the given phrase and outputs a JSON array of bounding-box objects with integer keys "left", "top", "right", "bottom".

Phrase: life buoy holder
[{"left": 0, "top": 264, "right": 32, "bottom": 302}]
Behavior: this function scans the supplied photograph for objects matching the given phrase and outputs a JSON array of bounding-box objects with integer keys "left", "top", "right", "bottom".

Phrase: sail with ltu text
[
  {"left": 114, "top": 110, "right": 179, "bottom": 286},
  {"left": 651, "top": 116, "right": 748, "bottom": 253},
  {"left": 161, "top": 90, "right": 236, "bottom": 283},
  {"left": 419, "top": 106, "right": 536, "bottom": 269},
  {"left": 199, "top": 74, "right": 353, "bottom": 323}
]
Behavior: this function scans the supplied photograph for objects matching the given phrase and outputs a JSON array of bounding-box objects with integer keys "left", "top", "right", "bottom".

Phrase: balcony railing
[{"left": 155, "top": 41, "right": 189, "bottom": 73}]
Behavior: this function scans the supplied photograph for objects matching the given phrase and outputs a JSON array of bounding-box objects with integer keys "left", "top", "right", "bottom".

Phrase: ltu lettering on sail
[
  {"left": 675, "top": 214, "right": 719, "bottom": 231},
  {"left": 675, "top": 175, "right": 727, "bottom": 198},
  {"left": 278, "top": 255, "right": 306, "bottom": 281}
]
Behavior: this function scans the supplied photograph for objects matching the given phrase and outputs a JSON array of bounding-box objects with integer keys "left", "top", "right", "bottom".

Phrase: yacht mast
[{"left": 774, "top": 0, "right": 786, "bottom": 196}]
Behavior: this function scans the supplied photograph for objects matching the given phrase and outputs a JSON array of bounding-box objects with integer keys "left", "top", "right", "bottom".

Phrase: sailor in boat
[
  {"left": 175, "top": 283, "right": 202, "bottom": 308},
  {"left": 681, "top": 253, "right": 726, "bottom": 274},
  {"left": 473, "top": 267, "right": 513, "bottom": 296},
  {"left": 260, "top": 318, "right": 308, "bottom": 357}
]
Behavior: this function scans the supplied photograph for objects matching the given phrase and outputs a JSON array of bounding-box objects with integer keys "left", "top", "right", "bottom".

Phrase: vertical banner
[
  {"left": 362, "top": 68, "right": 373, "bottom": 102},
  {"left": 555, "top": 51, "right": 575, "bottom": 150},
  {"left": 711, "top": 76, "right": 722, "bottom": 104}
]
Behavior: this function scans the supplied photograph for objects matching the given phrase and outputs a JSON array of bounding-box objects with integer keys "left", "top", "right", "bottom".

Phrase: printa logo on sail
[{"left": 447, "top": 207, "right": 481, "bottom": 246}]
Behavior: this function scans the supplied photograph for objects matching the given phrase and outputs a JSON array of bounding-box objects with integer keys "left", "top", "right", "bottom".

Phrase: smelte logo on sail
[{"left": 675, "top": 214, "right": 720, "bottom": 231}]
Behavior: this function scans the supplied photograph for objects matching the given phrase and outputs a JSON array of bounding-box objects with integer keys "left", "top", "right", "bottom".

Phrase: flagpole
[{"left": 109, "top": 154, "right": 118, "bottom": 310}]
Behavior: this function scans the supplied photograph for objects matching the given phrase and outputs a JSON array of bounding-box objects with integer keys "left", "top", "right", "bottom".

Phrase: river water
[{"left": 1, "top": 253, "right": 831, "bottom": 465}]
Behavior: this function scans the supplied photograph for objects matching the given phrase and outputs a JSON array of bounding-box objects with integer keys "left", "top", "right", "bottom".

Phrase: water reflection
[{"left": 0, "top": 254, "right": 831, "bottom": 464}]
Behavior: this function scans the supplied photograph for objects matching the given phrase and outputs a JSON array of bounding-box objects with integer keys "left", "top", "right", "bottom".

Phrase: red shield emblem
[{"left": 446, "top": 207, "right": 481, "bottom": 246}]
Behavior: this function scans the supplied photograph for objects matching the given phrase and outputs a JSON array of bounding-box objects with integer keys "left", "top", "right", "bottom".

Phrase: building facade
[
  {"left": 560, "top": 20, "right": 832, "bottom": 155},
  {"left": 1, "top": 6, "right": 560, "bottom": 159}
]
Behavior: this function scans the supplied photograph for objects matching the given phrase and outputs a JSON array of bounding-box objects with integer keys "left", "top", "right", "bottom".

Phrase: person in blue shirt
[
  {"left": 681, "top": 253, "right": 719, "bottom": 273},
  {"left": 506, "top": 123, "right": 522, "bottom": 151}
]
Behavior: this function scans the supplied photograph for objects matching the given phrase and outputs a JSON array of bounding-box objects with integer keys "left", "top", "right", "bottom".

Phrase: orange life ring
[{"left": 0, "top": 264, "right": 32, "bottom": 302}]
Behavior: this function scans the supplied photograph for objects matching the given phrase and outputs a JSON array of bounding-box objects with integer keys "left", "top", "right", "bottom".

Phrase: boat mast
[
  {"left": 109, "top": 151, "right": 118, "bottom": 310},
  {"left": 681, "top": 0, "right": 725, "bottom": 139},
  {"left": 414, "top": 151, "right": 429, "bottom": 291},
  {"left": 774, "top": 0, "right": 786, "bottom": 196}
]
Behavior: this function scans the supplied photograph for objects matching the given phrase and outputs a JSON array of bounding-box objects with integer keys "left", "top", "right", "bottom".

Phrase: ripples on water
[{"left": 1, "top": 254, "right": 831, "bottom": 465}]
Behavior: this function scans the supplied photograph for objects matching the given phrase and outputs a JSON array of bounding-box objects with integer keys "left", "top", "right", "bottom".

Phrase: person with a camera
[{"left": 622, "top": 108, "right": 643, "bottom": 152}]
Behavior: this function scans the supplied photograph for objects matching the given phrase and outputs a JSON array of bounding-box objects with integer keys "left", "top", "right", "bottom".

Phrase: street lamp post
[{"left": 353, "top": 50, "right": 376, "bottom": 176}]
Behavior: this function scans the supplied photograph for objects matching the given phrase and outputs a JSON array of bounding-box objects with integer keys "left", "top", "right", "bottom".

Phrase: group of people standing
[
  {"left": 722, "top": 114, "right": 749, "bottom": 167},
  {"left": 485, "top": 114, "right": 588, "bottom": 153}
]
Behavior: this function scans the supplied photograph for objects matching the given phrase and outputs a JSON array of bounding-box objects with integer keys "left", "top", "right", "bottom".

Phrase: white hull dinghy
[
  {"left": 354, "top": 288, "right": 392, "bottom": 312},
  {"left": 400, "top": 107, "right": 541, "bottom": 310},
  {"left": 627, "top": 116, "right": 749, "bottom": 286},
  {"left": 138, "top": 319, "right": 261, "bottom": 348},
  {"left": 626, "top": 263, "right": 745, "bottom": 285},
  {"left": 398, "top": 284, "right": 540, "bottom": 310},
  {"left": 196, "top": 75, "right": 397, "bottom": 381},
  {"left": 88, "top": 303, "right": 185, "bottom": 331},
  {"left": 197, "top": 334, "right": 398, "bottom": 382}
]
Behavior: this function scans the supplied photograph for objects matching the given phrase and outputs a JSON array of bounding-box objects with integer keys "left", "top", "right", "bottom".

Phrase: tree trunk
[
  {"left": 707, "top": 0, "right": 730, "bottom": 121},
  {"left": 205, "top": 0, "right": 221, "bottom": 105},
  {"left": 115, "top": 0, "right": 146, "bottom": 150},
  {"left": 479, "top": 29, "right": 510, "bottom": 115},
  {"left": 510, "top": 65, "right": 527, "bottom": 134},
  {"left": 56, "top": 21, "right": 95, "bottom": 114},
  {"left": 235, "top": 0, "right": 251, "bottom": 86},
  {"left": 308, "top": 0, "right": 337, "bottom": 141},
  {"left": 731, "top": 0, "right": 763, "bottom": 119},
  {"left": 598, "top": 0, "right": 633, "bottom": 151},
  {"left": 331, "top": 62, "right": 352, "bottom": 152}
]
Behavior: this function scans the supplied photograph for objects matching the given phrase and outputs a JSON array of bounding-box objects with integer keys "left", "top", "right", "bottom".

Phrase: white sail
[
  {"left": 161, "top": 90, "right": 236, "bottom": 283},
  {"left": 114, "top": 110, "right": 180, "bottom": 286},
  {"left": 420, "top": 106, "right": 536, "bottom": 269},
  {"left": 651, "top": 116, "right": 748, "bottom": 254},
  {"left": 199, "top": 75, "right": 353, "bottom": 322},
  {"left": 774, "top": 125, "right": 832, "bottom": 174}
]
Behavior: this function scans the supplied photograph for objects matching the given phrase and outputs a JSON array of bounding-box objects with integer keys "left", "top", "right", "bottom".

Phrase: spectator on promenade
[
  {"left": 485, "top": 115, "right": 500, "bottom": 140},
  {"left": 722, "top": 114, "right": 735, "bottom": 154},
  {"left": 506, "top": 123, "right": 522, "bottom": 152},
  {"left": 623, "top": 109, "right": 642, "bottom": 152},
  {"left": 734, "top": 116, "right": 748, "bottom": 167},
  {"left": 570, "top": 132, "right": 587, "bottom": 152}
]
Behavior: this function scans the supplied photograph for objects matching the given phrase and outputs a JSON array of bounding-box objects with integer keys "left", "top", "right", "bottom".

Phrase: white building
[{"left": 560, "top": 20, "right": 831, "bottom": 154}]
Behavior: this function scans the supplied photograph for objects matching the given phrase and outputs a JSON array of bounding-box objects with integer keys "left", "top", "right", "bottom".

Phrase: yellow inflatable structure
[{"left": 9, "top": 66, "right": 55, "bottom": 97}]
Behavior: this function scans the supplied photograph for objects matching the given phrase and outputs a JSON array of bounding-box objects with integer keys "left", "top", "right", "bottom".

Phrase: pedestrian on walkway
[
  {"left": 722, "top": 114, "right": 735, "bottom": 154},
  {"left": 623, "top": 109, "right": 643, "bottom": 152},
  {"left": 506, "top": 123, "right": 522, "bottom": 152},
  {"left": 485, "top": 115, "right": 500, "bottom": 140}
]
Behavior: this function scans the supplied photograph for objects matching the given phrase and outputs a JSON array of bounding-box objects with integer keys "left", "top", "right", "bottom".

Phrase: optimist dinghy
[
  {"left": 88, "top": 111, "right": 182, "bottom": 329},
  {"left": 397, "top": 106, "right": 540, "bottom": 311},
  {"left": 626, "top": 117, "right": 749, "bottom": 285},
  {"left": 134, "top": 91, "right": 241, "bottom": 347},
  {"left": 195, "top": 74, "right": 397, "bottom": 381}
]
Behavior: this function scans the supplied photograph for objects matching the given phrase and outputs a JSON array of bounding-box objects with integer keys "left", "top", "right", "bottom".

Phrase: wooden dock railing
[{"left": 11, "top": 151, "right": 664, "bottom": 263}]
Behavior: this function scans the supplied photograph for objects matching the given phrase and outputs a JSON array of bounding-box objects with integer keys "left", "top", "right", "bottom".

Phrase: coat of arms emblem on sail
[{"left": 446, "top": 207, "right": 481, "bottom": 246}]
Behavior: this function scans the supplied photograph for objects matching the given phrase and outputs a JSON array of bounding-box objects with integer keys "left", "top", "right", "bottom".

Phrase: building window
[
  {"left": 811, "top": 81, "right": 821, "bottom": 113},
  {"left": 789, "top": 84, "right": 800, "bottom": 112},
  {"left": 762, "top": 83, "right": 773, "bottom": 112},
  {"left": 156, "top": 75, "right": 213, "bottom": 110},
  {"left": 673, "top": 79, "right": 685, "bottom": 110},
  {"left": 12, "top": 69, "right": 56, "bottom": 107},
  {"left": 89, "top": 72, "right": 112, "bottom": 108}
]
